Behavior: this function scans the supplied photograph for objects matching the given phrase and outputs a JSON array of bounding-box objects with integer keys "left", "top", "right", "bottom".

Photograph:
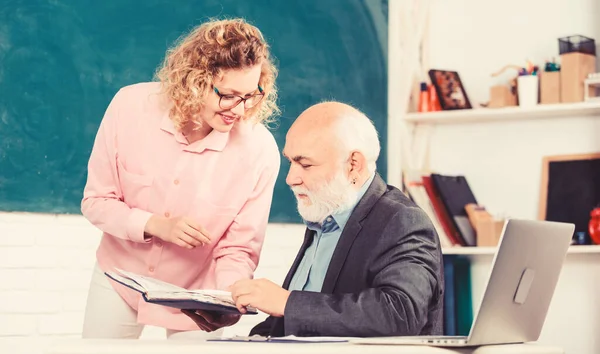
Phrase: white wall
[
  {"left": 0, "top": 212, "right": 304, "bottom": 339},
  {"left": 427, "top": 0, "right": 600, "bottom": 105},
  {"left": 419, "top": 1, "right": 600, "bottom": 354},
  {"left": 423, "top": 0, "right": 600, "bottom": 221}
]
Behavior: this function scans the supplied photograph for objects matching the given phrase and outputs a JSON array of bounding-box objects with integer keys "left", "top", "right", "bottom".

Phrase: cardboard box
[
  {"left": 465, "top": 203, "right": 506, "bottom": 247},
  {"left": 476, "top": 219, "right": 505, "bottom": 247},
  {"left": 540, "top": 71, "right": 561, "bottom": 104},
  {"left": 560, "top": 52, "right": 597, "bottom": 102},
  {"left": 489, "top": 84, "right": 517, "bottom": 108}
]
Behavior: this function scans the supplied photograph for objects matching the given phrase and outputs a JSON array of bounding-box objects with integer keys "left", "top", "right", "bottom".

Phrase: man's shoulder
[
  {"left": 367, "top": 182, "right": 433, "bottom": 229},
  {"left": 374, "top": 183, "right": 417, "bottom": 212},
  {"left": 357, "top": 182, "right": 440, "bottom": 256}
]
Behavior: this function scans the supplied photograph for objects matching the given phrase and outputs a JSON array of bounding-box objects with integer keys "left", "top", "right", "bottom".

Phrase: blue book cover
[
  {"left": 443, "top": 255, "right": 456, "bottom": 335},
  {"left": 453, "top": 256, "right": 473, "bottom": 336}
]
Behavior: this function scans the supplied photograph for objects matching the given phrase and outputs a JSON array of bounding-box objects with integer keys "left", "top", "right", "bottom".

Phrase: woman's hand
[{"left": 145, "top": 215, "right": 211, "bottom": 249}]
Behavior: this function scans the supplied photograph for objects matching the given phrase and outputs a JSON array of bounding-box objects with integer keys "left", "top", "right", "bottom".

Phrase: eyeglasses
[{"left": 213, "top": 85, "right": 265, "bottom": 110}]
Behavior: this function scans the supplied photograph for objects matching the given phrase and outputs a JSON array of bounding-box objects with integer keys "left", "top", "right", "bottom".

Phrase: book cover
[
  {"left": 453, "top": 256, "right": 473, "bottom": 336},
  {"left": 443, "top": 255, "right": 457, "bottom": 336},
  {"left": 430, "top": 174, "right": 478, "bottom": 246},
  {"left": 105, "top": 268, "right": 257, "bottom": 315},
  {"left": 405, "top": 176, "right": 453, "bottom": 248},
  {"left": 422, "top": 175, "right": 464, "bottom": 246}
]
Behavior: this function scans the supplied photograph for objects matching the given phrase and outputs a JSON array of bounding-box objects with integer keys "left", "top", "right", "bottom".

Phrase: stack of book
[
  {"left": 403, "top": 172, "right": 480, "bottom": 248},
  {"left": 403, "top": 171, "right": 481, "bottom": 336}
]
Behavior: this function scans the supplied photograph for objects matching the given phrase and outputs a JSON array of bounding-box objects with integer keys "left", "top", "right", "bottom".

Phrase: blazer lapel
[
  {"left": 320, "top": 174, "right": 388, "bottom": 293},
  {"left": 282, "top": 228, "right": 315, "bottom": 289}
]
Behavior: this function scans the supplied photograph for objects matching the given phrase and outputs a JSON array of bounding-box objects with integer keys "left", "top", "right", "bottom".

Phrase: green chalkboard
[{"left": 0, "top": 0, "right": 388, "bottom": 223}]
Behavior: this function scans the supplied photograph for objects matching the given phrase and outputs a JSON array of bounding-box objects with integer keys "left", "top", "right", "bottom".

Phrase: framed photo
[{"left": 428, "top": 69, "right": 472, "bottom": 110}]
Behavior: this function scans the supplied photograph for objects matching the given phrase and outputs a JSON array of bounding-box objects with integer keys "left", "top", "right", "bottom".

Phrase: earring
[{"left": 352, "top": 177, "right": 357, "bottom": 185}]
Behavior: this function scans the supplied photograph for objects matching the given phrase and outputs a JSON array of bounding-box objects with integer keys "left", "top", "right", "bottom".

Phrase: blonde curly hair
[{"left": 155, "top": 18, "right": 279, "bottom": 130}]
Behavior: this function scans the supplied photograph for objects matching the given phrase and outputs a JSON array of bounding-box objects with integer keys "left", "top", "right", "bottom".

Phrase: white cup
[{"left": 517, "top": 75, "right": 539, "bottom": 107}]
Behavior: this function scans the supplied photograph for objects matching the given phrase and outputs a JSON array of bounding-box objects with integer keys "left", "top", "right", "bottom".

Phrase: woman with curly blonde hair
[{"left": 80, "top": 18, "right": 281, "bottom": 340}]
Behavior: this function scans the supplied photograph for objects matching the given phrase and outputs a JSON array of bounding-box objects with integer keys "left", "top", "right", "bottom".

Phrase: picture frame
[
  {"left": 538, "top": 152, "right": 600, "bottom": 236},
  {"left": 428, "top": 69, "right": 472, "bottom": 110}
]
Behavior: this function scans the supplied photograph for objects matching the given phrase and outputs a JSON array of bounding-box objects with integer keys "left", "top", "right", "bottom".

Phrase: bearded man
[{"left": 184, "top": 101, "right": 445, "bottom": 338}]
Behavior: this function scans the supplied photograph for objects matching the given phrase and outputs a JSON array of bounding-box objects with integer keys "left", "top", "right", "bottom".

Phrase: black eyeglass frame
[{"left": 213, "top": 85, "right": 265, "bottom": 110}]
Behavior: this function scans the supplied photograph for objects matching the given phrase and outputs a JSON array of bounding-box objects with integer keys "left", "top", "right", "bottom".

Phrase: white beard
[{"left": 292, "top": 170, "right": 359, "bottom": 224}]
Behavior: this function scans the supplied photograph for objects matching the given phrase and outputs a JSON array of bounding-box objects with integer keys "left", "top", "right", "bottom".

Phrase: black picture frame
[{"left": 428, "top": 69, "right": 472, "bottom": 110}]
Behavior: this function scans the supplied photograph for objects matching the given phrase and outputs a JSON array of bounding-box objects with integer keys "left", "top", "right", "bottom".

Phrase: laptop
[{"left": 351, "top": 219, "right": 574, "bottom": 347}]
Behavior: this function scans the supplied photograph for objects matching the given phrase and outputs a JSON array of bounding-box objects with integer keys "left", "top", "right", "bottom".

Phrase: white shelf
[
  {"left": 404, "top": 101, "right": 600, "bottom": 125},
  {"left": 442, "top": 245, "right": 600, "bottom": 256}
]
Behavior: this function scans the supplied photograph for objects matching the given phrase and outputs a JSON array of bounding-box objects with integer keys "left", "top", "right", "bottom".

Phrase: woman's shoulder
[
  {"left": 234, "top": 122, "right": 278, "bottom": 148},
  {"left": 105, "top": 82, "right": 167, "bottom": 129},
  {"left": 109, "top": 82, "right": 168, "bottom": 115},
  {"left": 231, "top": 122, "right": 280, "bottom": 162},
  {"left": 114, "top": 82, "right": 163, "bottom": 101}
]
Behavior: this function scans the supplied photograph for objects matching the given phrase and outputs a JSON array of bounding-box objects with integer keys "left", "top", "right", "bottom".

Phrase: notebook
[
  {"left": 430, "top": 174, "right": 478, "bottom": 246},
  {"left": 105, "top": 268, "right": 257, "bottom": 315}
]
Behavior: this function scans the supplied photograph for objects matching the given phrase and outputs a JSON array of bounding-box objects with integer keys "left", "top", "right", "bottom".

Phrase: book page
[
  {"left": 115, "top": 269, "right": 187, "bottom": 293},
  {"left": 188, "top": 289, "right": 234, "bottom": 303},
  {"left": 105, "top": 271, "right": 146, "bottom": 294},
  {"left": 189, "top": 289, "right": 232, "bottom": 297}
]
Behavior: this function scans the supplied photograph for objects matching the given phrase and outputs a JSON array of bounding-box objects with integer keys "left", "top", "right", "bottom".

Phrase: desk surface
[{"left": 1, "top": 338, "right": 564, "bottom": 354}]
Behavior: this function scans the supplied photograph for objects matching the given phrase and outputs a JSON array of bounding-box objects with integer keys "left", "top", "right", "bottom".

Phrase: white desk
[{"left": 1, "top": 338, "right": 564, "bottom": 354}]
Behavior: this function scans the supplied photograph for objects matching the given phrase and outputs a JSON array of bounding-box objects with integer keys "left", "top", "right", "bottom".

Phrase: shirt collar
[
  {"left": 160, "top": 113, "right": 229, "bottom": 153},
  {"left": 305, "top": 172, "right": 376, "bottom": 231}
]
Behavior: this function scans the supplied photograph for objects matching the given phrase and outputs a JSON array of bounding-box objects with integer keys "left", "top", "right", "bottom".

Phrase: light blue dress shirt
[{"left": 288, "top": 173, "right": 376, "bottom": 292}]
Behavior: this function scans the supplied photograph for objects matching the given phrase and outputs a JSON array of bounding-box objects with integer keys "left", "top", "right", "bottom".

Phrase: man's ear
[{"left": 348, "top": 151, "right": 366, "bottom": 175}]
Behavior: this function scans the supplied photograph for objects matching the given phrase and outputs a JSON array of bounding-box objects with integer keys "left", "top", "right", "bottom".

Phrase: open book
[{"left": 104, "top": 268, "right": 257, "bottom": 315}]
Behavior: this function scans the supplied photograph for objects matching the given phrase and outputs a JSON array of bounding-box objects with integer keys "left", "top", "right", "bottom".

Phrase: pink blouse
[{"left": 81, "top": 82, "right": 280, "bottom": 330}]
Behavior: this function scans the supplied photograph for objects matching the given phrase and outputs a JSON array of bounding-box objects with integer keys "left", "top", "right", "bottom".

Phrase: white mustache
[{"left": 292, "top": 187, "right": 310, "bottom": 197}]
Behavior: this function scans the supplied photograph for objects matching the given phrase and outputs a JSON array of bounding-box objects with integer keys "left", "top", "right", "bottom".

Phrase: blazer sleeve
[
  {"left": 282, "top": 206, "right": 443, "bottom": 337},
  {"left": 249, "top": 315, "right": 276, "bottom": 336}
]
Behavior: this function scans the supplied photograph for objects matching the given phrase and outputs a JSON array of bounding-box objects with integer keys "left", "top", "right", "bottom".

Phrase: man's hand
[
  {"left": 145, "top": 215, "right": 211, "bottom": 249},
  {"left": 181, "top": 310, "right": 241, "bottom": 332},
  {"left": 230, "top": 279, "right": 291, "bottom": 317}
]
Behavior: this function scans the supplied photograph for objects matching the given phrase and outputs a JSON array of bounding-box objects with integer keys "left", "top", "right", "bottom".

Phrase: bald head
[
  {"left": 289, "top": 101, "right": 359, "bottom": 135},
  {"left": 286, "top": 101, "right": 380, "bottom": 171}
]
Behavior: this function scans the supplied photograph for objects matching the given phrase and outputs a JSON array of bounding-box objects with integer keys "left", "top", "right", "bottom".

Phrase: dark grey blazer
[{"left": 250, "top": 174, "right": 444, "bottom": 337}]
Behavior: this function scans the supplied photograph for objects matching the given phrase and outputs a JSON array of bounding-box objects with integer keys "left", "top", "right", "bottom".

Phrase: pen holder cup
[{"left": 517, "top": 75, "right": 539, "bottom": 108}]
